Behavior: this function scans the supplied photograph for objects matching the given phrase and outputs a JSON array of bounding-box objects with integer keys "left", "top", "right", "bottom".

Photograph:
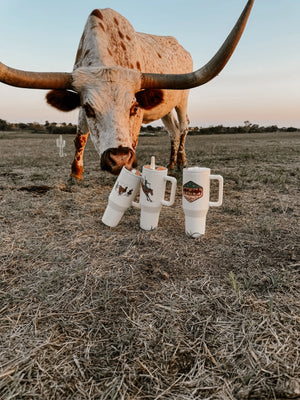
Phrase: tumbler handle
[
  {"left": 161, "top": 176, "right": 177, "bottom": 207},
  {"left": 131, "top": 183, "right": 141, "bottom": 209},
  {"left": 209, "top": 175, "right": 223, "bottom": 207},
  {"left": 132, "top": 198, "right": 140, "bottom": 209}
]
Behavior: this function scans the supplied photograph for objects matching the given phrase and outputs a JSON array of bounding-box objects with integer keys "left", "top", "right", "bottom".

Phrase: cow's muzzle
[{"left": 100, "top": 146, "right": 137, "bottom": 175}]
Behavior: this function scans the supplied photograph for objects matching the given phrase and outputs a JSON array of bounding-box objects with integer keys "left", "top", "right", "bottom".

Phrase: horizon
[
  {"left": 1, "top": 0, "right": 299, "bottom": 127},
  {"left": 4, "top": 120, "right": 299, "bottom": 130}
]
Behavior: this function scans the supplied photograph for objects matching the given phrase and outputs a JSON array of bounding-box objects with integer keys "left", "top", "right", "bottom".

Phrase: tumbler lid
[
  {"left": 144, "top": 165, "right": 166, "bottom": 171},
  {"left": 183, "top": 166, "right": 210, "bottom": 173}
]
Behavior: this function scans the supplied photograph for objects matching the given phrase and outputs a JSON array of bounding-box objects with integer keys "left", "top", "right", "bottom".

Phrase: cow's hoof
[{"left": 67, "top": 175, "right": 83, "bottom": 185}]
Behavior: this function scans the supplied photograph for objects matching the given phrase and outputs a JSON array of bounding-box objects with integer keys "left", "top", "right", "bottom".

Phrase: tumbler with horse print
[
  {"left": 133, "top": 157, "right": 177, "bottom": 230},
  {"left": 182, "top": 167, "right": 223, "bottom": 238},
  {"left": 102, "top": 166, "right": 141, "bottom": 227}
]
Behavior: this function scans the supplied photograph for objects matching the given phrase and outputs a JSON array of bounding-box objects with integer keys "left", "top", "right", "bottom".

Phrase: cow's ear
[
  {"left": 46, "top": 89, "right": 80, "bottom": 112},
  {"left": 135, "top": 89, "right": 163, "bottom": 110}
]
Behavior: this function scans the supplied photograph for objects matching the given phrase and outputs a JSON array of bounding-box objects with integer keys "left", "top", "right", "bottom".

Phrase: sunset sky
[{"left": 0, "top": 0, "right": 299, "bottom": 128}]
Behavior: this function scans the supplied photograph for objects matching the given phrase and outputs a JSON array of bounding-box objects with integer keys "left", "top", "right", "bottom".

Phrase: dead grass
[{"left": 0, "top": 131, "right": 299, "bottom": 399}]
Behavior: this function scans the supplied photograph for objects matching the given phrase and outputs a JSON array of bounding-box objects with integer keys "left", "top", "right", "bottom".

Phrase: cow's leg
[
  {"left": 71, "top": 131, "right": 89, "bottom": 180},
  {"left": 162, "top": 111, "right": 180, "bottom": 171},
  {"left": 175, "top": 95, "right": 190, "bottom": 169},
  {"left": 71, "top": 109, "right": 89, "bottom": 180}
]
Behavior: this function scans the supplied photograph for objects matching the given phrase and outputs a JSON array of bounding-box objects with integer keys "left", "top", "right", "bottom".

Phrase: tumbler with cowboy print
[
  {"left": 133, "top": 157, "right": 177, "bottom": 230},
  {"left": 182, "top": 167, "right": 223, "bottom": 238}
]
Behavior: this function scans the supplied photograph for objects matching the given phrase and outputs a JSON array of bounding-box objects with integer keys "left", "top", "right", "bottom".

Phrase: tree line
[
  {"left": 0, "top": 120, "right": 77, "bottom": 134},
  {"left": 0, "top": 119, "right": 298, "bottom": 135},
  {"left": 141, "top": 121, "right": 299, "bottom": 135}
]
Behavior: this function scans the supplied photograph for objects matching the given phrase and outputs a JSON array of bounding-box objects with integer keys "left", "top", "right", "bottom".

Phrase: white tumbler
[
  {"left": 133, "top": 163, "right": 177, "bottom": 231},
  {"left": 182, "top": 167, "right": 223, "bottom": 238},
  {"left": 102, "top": 166, "right": 141, "bottom": 227}
]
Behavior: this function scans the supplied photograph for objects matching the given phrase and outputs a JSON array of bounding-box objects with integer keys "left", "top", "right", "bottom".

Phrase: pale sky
[{"left": 0, "top": 0, "right": 299, "bottom": 128}]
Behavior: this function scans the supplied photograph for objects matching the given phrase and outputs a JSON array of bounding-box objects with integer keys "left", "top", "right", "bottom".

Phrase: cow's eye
[
  {"left": 130, "top": 103, "right": 139, "bottom": 116},
  {"left": 83, "top": 103, "right": 96, "bottom": 118}
]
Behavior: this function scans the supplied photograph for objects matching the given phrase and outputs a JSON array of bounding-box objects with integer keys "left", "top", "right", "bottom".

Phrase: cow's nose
[
  {"left": 109, "top": 151, "right": 132, "bottom": 167},
  {"left": 101, "top": 147, "right": 137, "bottom": 175}
]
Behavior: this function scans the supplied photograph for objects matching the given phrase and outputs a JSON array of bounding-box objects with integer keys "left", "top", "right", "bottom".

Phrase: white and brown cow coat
[{"left": 47, "top": 8, "right": 193, "bottom": 178}]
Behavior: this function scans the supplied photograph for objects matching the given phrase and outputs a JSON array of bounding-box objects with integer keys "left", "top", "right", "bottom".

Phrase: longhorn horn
[
  {"left": 141, "top": 0, "right": 254, "bottom": 90},
  {"left": 0, "top": 62, "right": 73, "bottom": 89}
]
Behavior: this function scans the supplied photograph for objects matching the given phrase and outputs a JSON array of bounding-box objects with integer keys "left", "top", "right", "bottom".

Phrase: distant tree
[
  {"left": 45, "top": 122, "right": 57, "bottom": 134},
  {"left": 45, "top": 122, "right": 77, "bottom": 135},
  {"left": 243, "top": 120, "right": 252, "bottom": 133},
  {"left": 264, "top": 125, "right": 278, "bottom": 132},
  {"left": 286, "top": 127, "right": 298, "bottom": 132},
  {"left": 15, "top": 123, "right": 29, "bottom": 130},
  {"left": 145, "top": 125, "right": 156, "bottom": 132},
  {"left": 28, "top": 122, "right": 45, "bottom": 133},
  {"left": 249, "top": 124, "right": 260, "bottom": 133},
  {"left": 0, "top": 119, "right": 10, "bottom": 131}
]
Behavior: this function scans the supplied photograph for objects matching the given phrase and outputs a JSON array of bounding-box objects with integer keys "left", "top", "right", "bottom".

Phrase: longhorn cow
[{"left": 0, "top": 1, "right": 254, "bottom": 178}]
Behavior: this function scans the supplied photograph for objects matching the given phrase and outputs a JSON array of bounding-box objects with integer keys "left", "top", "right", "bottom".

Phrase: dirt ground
[{"left": 0, "top": 130, "right": 299, "bottom": 399}]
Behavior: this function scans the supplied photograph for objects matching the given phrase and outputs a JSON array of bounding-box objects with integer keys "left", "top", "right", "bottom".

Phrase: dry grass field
[{"left": 0, "top": 130, "right": 299, "bottom": 399}]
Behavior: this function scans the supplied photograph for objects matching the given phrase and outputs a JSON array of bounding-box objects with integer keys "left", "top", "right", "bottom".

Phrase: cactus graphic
[{"left": 56, "top": 135, "right": 66, "bottom": 157}]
